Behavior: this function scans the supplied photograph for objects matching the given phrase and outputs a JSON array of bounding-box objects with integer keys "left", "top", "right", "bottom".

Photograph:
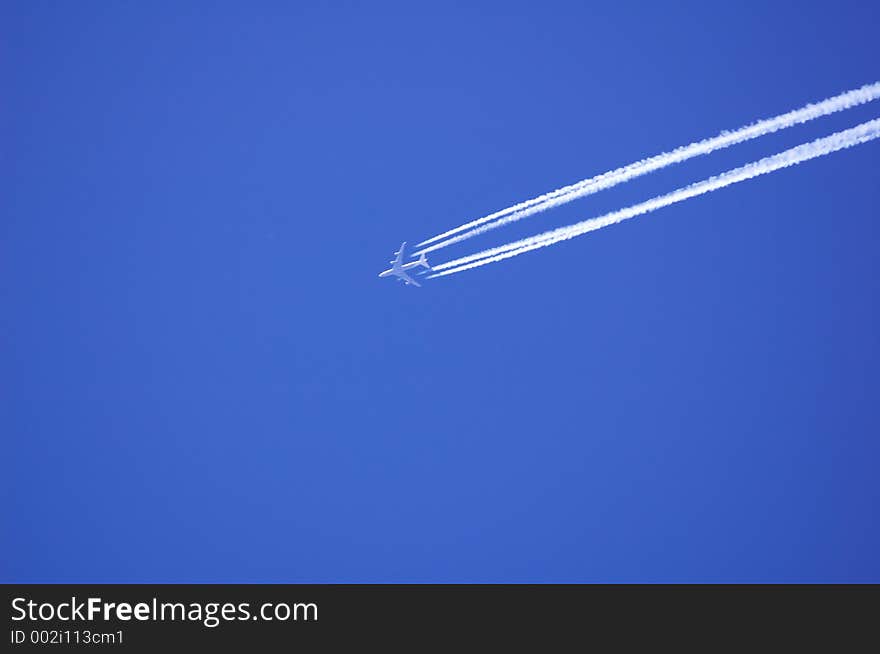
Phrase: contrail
[
  {"left": 414, "top": 82, "right": 880, "bottom": 256},
  {"left": 428, "top": 118, "right": 880, "bottom": 278}
]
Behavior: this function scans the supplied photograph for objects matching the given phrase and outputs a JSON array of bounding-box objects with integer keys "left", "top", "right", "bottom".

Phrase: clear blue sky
[{"left": 3, "top": 2, "right": 879, "bottom": 582}]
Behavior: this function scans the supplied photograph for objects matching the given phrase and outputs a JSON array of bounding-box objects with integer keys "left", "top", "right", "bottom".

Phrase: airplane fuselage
[{"left": 378, "top": 260, "right": 423, "bottom": 277}]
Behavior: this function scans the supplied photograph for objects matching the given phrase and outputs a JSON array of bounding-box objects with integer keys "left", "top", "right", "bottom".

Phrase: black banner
[{"left": 3, "top": 584, "right": 878, "bottom": 649}]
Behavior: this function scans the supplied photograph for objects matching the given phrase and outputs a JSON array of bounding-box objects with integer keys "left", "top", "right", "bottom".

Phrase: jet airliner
[{"left": 378, "top": 242, "right": 431, "bottom": 287}]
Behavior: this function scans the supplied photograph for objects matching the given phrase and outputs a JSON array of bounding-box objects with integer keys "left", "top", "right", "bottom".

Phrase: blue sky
[{"left": 3, "top": 2, "right": 879, "bottom": 582}]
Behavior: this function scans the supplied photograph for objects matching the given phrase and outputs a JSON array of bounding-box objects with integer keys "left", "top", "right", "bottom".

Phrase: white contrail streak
[
  {"left": 428, "top": 118, "right": 880, "bottom": 278},
  {"left": 415, "top": 82, "right": 880, "bottom": 255}
]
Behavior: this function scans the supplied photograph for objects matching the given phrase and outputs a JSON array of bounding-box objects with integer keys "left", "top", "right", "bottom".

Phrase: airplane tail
[{"left": 417, "top": 252, "right": 431, "bottom": 269}]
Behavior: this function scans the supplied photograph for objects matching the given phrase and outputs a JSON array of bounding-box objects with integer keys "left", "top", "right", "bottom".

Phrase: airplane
[{"left": 378, "top": 242, "right": 431, "bottom": 287}]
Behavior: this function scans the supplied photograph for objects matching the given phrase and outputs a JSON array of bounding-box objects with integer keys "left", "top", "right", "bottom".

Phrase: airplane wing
[
  {"left": 398, "top": 269, "right": 421, "bottom": 287},
  {"left": 391, "top": 241, "right": 406, "bottom": 267}
]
